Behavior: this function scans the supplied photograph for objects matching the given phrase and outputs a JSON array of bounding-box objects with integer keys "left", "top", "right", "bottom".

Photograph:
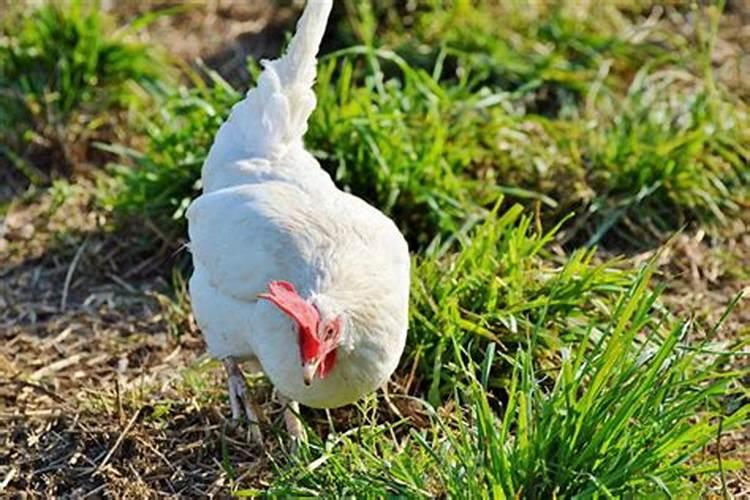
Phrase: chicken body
[{"left": 186, "top": 0, "right": 409, "bottom": 417}]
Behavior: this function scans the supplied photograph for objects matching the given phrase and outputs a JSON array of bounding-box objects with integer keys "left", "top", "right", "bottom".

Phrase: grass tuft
[
  {"left": 407, "top": 201, "right": 631, "bottom": 402},
  {"left": 105, "top": 67, "right": 239, "bottom": 237},
  {"left": 0, "top": 0, "right": 165, "bottom": 183},
  {"left": 582, "top": 69, "right": 750, "bottom": 245},
  {"left": 266, "top": 263, "right": 748, "bottom": 497}
]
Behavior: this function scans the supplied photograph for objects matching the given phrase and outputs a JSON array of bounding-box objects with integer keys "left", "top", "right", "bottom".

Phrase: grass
[
  {"left": 582, "top": 67, "right": 750, "bottom": 246},
  {"left": 407, "top": 202, "right": 632, "bottom": 403},
  {"left": 2, "top": 0, "right": 749, "bottom": 497},
  {"left": 332, "top": 0, "right": 750, "bottom": 245},
  {"left": 105, "top": 66, "right": 239, "bottom": 237},
  {"left": 338, "top": 0, "right": 670, "bottom": 100},
  {"left": 264, "top": 264, "right": 747, "bottom": 497},
  {"left": 0, "top": 0, "right": 165, "bottom": 185},
  {"left": 107, "top": 1, "right": 749, "bottom": 247}
]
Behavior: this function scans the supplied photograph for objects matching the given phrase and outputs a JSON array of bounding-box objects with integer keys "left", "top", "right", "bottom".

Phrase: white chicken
[{"left": 186, "top": 0, "right": 410, "bottom": 440}]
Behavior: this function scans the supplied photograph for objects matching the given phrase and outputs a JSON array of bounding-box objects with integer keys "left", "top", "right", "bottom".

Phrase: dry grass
[{"left": 0, "top": 189, "right": 278, "bottom": 496}]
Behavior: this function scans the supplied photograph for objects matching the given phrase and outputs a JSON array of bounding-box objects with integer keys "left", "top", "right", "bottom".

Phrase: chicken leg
[
  {"left": 278, "top": 396, "right": 307, "bottom": 443},
  {"left": 223, "top": 357, "right": 264, "bottom": 443}
]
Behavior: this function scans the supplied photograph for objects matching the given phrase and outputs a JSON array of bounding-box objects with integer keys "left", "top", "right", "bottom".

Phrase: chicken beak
[{"left": 302, "top": 359, "right": 322, "bottom": 386}]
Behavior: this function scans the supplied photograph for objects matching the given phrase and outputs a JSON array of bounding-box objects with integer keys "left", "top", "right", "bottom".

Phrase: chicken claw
[
  {"left": 223, "top": 357, "right": 264, "bottom": 443},
  {"left": 280, "top": 397, "right": 307, "bottom": 446}
]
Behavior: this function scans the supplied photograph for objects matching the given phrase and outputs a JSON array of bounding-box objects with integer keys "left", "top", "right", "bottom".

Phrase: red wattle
[{"left": 319, "top": 349, "right": 337, "bottom": 378}]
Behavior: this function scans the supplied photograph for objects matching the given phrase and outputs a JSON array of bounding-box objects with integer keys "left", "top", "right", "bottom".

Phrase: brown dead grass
[{"left": 0, "top": 188, "right": 291, "bottom": 496}]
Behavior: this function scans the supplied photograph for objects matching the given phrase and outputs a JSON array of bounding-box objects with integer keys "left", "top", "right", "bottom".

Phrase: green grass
[
  {"left": 105, "top": 67, "right": 239, "bottom": 235},
  {"left": 407, "top": 201, "right": 632, "bottom": 403},
  {"left": 263, "top": 263, "right": 747, "bottom": 497},
  {"left": 330, "top": 0, "right": 749, "bottom": 245},
  {"left": 106, "top": 1, "right": 748, "bottom": 247},
  {"left": 4, "top": 1, "right": 746, "bottom": 243},
  {"left": 583, "top": 70, "right": 750, "bottom": 244},
  {"left": 0, "top": 0, "right": 165, "bottom": 181}
]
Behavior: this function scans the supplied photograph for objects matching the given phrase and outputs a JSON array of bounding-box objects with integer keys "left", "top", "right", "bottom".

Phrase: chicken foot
[
  {"left": 223, "top": 357, "right": 265, "bottom": 443},
  {"left": 277, "top": 395, "right": 307, "bottom": 444}
]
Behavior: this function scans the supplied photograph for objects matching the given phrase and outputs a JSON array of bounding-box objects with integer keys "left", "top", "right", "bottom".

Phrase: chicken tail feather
[{"left": 206, "top": 0, "right": 332, "bottom": 165}]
